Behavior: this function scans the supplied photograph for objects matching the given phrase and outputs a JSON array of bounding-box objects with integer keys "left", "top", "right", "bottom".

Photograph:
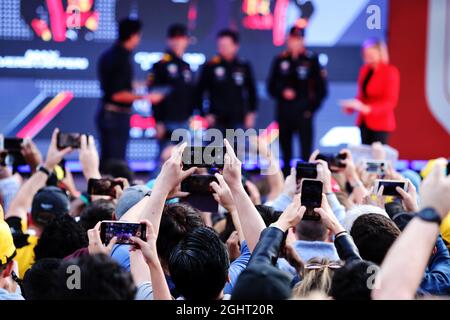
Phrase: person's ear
[{"left": 1, "top": 261, "right": 14, "bottom": 278}]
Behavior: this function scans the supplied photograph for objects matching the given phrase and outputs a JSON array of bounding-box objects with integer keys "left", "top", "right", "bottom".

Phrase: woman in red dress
[{"left": 341, "top": 39, "right": 400, "bottom": 145}]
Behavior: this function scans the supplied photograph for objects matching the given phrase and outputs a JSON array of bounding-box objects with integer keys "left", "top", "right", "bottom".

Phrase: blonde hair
[
  {"left": 291, "top": 258, "right": 341, "bottom": 299},
  {"left": 363, "top": 38, "right": 389, "bottom": 64}
]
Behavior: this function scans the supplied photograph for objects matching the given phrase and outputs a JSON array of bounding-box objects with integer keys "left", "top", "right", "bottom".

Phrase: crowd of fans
[{"left": 1, "top": 128, "right": 450, "bottom": 300}]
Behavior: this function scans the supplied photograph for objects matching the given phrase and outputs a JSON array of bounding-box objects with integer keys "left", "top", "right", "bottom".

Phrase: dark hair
[
  {"left": 350, "top": 214, "right": 400, "bottom": 265},
  {"left": 296, "top": 220, "right": 328, "bottom": 242},
  {"left": 217, "top": 29, "right": 240, "bottom": 44},
  {"left": 22, "top": 258, "right": 62, "bottom": 300},
  {"left": 330, "top": 260, "right": 376, "bottom": 300},
  {"left": 157, "top": 203, "right": 205, "bottom": 267},
  {"left": 169, "top": 227, "right": 230, "bottom": 300},
  {"left": 79, "top": 199, "right": 115, "bottom": 231},
  {"left": 56, "top": 254, "right": 136, "bottom": 300},
  {"left": 34, "top": 215, "right": 88, "bottom": 261},
  {"left": 102, "top": 159, "right": 134, "bottom": 183},
  {"left": 118, "top": 18, "right": 142, "bottom": 42}
]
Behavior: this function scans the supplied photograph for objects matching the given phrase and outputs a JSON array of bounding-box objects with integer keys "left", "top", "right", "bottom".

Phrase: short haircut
[
  {"left": 169, "top": 227, "right": 230, "bottom": 300},
  {"left": 22, "top": 258, "right": 62, "bottom": 300},
  {"left": 330, "top": 260, "right": 376, "bottom": 300},
  {"left": 118, "top": 18, "right": 142, "bottom": 42},
  {"left": 56, "top": 254, "right": 136, "bottom": 300},
  {"left": 217, "top": 29, "right": 240, "bottom": 44},
  {"left": 296, "top": 220, "right": 328, "bottom": 242},
  {"left": 350, "top": 214, "right": 400, "bottom": 265},
  {"left": 102, "top": 159, "right": 134, "bottom": 183},
  {"left": 34, "top": 215, "right": 88, "bottom": 261},
  {"left": 79, "top": 199, "right": 115, "bottom": 231},
  {"left": 157, "top": 203, "right": 205, "bottom": 266}
]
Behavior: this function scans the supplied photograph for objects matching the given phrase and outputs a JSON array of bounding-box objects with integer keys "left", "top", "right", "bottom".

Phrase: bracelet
[
  {"left": 335, "top": 230, "right": 347, "bottom": 238},
  {"left": 37, "top": 165, "right": 51, "bottom": 176}
]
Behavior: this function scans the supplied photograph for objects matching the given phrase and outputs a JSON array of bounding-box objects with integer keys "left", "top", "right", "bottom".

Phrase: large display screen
[{"left": 0, "top": 0, "right": 388, "bottom": 164}]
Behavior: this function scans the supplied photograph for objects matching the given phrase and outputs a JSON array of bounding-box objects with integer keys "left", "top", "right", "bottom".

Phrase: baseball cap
[
  {"left": 31, "top": 186, "right": 70, "bottom": 227},
  {"left": 0, "top": 205, "right": 16, "bottom": 266},
  {"left": 231, "top": 263, "right": 292, "bottom": 300},
  {"left": 167, "top": 23, "right": 188, "bottom": 38},
  {"left": 115, "top": 185, "right": 150, "bottom": 220},
  {"left": 289, "top": 26, "right": 306, "bottom": 38}
]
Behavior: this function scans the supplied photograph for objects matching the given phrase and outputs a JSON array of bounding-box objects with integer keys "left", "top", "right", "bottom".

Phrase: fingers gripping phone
[
  {"left": 100, "top": 221, "right": 146, "bottom": 245},
  {"left": 300, "top": 179, "right": 323, "bottom": 221},
  {"left": 316, "top": 153, "right": 347, "bottom": 169},
  {"left": 374, "top": 180, "right": 407, "bottom": 197},
  {"left": 87, "top": 178, "right": 124, "bottom": 198}
]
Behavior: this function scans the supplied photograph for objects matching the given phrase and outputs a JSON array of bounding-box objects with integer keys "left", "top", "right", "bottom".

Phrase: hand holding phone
[
  {"left": 296, "top": 162, "right": 317, "bottom": 182},
  {"left": 57, "top": 132, "right": 83, "bottom": 150},
  {"left": 182, "top": 146, "right": 226, "bottom": 169},
  {"left": 365, "top": 160, "right": 387, "bottom": 176},
  {"left": 100, "top": 221, "right": 146, "bottom": 245},
  {"left": 374, "top": 179, "right": 407, "bottom": 197},
  {"left": 316, "top": 153, "right": 347, "bottom": 171},
  {"left": 300, "top": 179, "right": 323, "bottom": 221},
  {"left": 181, "top": 175, "right": 218, "bottom": 194}
]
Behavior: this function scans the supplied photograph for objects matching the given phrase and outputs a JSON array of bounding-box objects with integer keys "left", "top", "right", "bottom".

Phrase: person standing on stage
[
  {"left": 148, "top": 24, "right": 195, "bottom": 145},
  {"left": 195, "top": 29, "right": 258, "bottom": 132},
  {"left": 340, "top": 39, "right": 400, "bottom": 145},
  {"left": 267, "top": 26, "right": 328, "bottom": 176},
  {"left": 97, "top": 18, "right": 163, "bottom": 171}
]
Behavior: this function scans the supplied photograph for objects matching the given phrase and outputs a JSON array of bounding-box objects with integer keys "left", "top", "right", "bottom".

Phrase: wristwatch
[
  {"left": 37, "top": 165, "right": 51, "bottom": 176},
  {"left": 416, "top": 208, "right": 442, "bottom": 225}
]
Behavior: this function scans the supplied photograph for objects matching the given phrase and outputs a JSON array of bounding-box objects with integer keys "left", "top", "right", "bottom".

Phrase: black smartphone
[
  {"left": 296, "top": 162, "right": 318, "bottom": 181},
  {"left": 87, "top": 178, "right": 124, "bottom": 197},
  {"left": 181, "top": 175, "right": 218, "bottom": 194},
  {"left": 182, "top": 146, "right": 226, "bottom": 168},
  {"left": 57, "top": 132, "right": 82, "bottom": 149},
  {"left": 100, "top": 221, "right": 146, "bottom": 245},
  {"left": 447, "top": 161, "right": 450, "bottom": 176},
  {"left": 4, "top": 138, "right": 23, "bottom": 152},
  {"left": 317, "top": 153, "right": 347, "bottom": 168},
  {"left": 300, "top": 179, "right": 323, "bottom": 221},
  {"left": 374, "top": 180, "right": 407, "bottom": 197}
]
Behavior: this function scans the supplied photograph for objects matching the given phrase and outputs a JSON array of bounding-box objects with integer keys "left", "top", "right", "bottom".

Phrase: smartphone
[
  {"left": 365, "top": 160, "right": 387, "bottom": 176},
  {"left": 296, "top": 162, "right": 318, "bottom": 181},
  {"left": 374, "top": 180, "right": 407, "bottom": 197},
  {"left": 100, "top": 221, "right": 146, "bottom": 245},
  {"left": 4, "top": 138, "right": 23, "bottom": 152},
  {"left": 87, "top": 178, "right": 124, "bottom": 197},
  {"left": 182, "top": 146, "right": 226, "bottom": 168},
  {"left": 447, "top": 161, "right": 450, "bottom": 176},
  {"left": 300, "top": 179, "right": 323, "bottom": 221},
  {"left": 181, "top": 175, "right": 218, "bottom": 194},
  {"left": 57, "top": 132, "right": 82, "bottom": 149},
  {"left": 317, "top": 153, "right": 347, "bottom": 169}
]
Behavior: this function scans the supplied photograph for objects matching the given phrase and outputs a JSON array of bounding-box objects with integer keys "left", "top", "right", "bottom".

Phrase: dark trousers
[
  {"left": 360, "top": 122, "right": 389, "bottom": 145},
  {"left": 279, "top": 115, "right": 313, "bottom": 176},
  {"left": 96, "top": 109, "right": 131, "bottom": 172}
]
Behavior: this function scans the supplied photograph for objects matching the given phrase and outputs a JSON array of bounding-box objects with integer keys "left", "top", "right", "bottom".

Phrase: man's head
[
  {"left": 118, "top": 18, "right": 142, "bottom": 51},
  {"left": 330, "top": 260, "right": 377, "bottom": 300},
  {"left": 79, "top": 199, "right": 115, "bottom": 231},
  {"left": 22, "top": 258, "right": 62, "bottom": 300},
  {"left": 56, "top": 254, "right": 136, "bottom": 300},
  {"left": 350, "top": 214, "right": 400, "bottom": 265},
  {"left": 217, "top": 29, "right": 240, "bottom": 61},
  {"left": 286, "top": 26, "right": 305, "bottom": 54},
  {"left": 31, "top": 186, "right": 70, "bottom": 229},
  {"left": 158, "top": 203, "right": 204, "bottom": 268},
  {"left": 169, "top": 227, "right": 230, "bottom": 300},
  {"left": 34, "top": 214, "right": 88, "bottom": 261},
  {"left": 296, "top": 220, "right": 329, "bottom": 242},
  {"left": 167, "top": 23, "right": 189, "bottom": 57}
]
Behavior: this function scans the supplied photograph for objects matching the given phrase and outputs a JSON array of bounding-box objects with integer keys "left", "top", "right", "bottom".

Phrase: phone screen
[
  {"left": 301, "top": 179, "right": 323, "bottom": 221},
  {"left": 317, "top": 153, "right": 347, "bottom": 168},
  {"left": 100, "top": 221, "right": 146, "bottom": 245},
  {"left": 4, "top": 138, "right": 23, "bottom": 152},
  {"left": 57, "top": 132, "right": 82, "bottom": 149},
  {"left": 447, "top": 162, "right": 450, "bottom": 176},
  {"left": 182, "top": 146, "right": 226, "bottom": 168},
  {"left": 365, "top": 161, "right": 387, "bottom": 175},
  {"left": 181, "top": 175, "right": 218, "bottom": 194},
  {"left": 377, "top": 180, "right": 406, "bottom": 196},
  {"left": 87, "top": 178, "right": 123, "bottom": 197},
  {"left": 296, "top": 162, "right": 318, "bottom": 181}
]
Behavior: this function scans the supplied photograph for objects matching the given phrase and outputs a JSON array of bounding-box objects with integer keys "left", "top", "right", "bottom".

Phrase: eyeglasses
[{"left": 304, "top": 262, "right": 342, "bottom": 270}]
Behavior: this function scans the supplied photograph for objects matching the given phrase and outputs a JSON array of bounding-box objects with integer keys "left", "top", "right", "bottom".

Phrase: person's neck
[
  {"left": 221, "top": 55, "right": 235, "bottom": 63},
  {"left": 290, "top": 48, "right": 305, "bottom": 59},
  {"left": 120, "top": 41, "right": 133, "bottom": 52},
  {"left": 170, "top": 50, "right": 184, "bottom": 59}
]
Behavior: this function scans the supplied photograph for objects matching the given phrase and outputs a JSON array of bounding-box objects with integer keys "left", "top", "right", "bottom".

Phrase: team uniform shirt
[{"left": 195, "top": 55, "right": 258, "bottom": 126}]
